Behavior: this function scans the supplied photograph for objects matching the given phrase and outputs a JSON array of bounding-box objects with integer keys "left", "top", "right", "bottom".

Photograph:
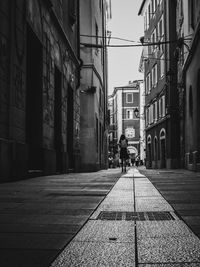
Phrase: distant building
[
  {"left": 79, "top": 0, "right": 110, "bottom": 171},
  {"left": 138, "top": 0, "right": 179, "bottom": 169},
  {"left": 108, "top": 80, "right": 145, "bottom": 161},
  {"left": 176, "top": 1, "right": 200, "bottom": 171}
]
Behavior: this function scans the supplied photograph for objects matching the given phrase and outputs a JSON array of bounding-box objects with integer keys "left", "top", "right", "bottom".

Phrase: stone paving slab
[
  {"left": 106, "top": 190, "right": 134, "bottom": 198},
  {"left": 135, "top": 187, "right": 162, "bottom": 197},
  {"left": 136, "top": 197, "right": 174, "bottom": 212},
  {"left": 137, "top": 221, "right": 194, "bottom": 239},
  {"left": 138, "top": 264, "right": 200, "bottom": 266},
  {"left": 51, "top": 241, "right": 136, "bottom": 267},
  {"left": 103, "top": 199, "right": 134, "bottom": 205},
  {"left": 138, "top": 235, "right": 200, "bottom": 263},
  {"left": 104, "top": 193, "right": 134, "bottom": 203},
  {"left": 73, "top": 220, "right": 135, "bottom": 243}
]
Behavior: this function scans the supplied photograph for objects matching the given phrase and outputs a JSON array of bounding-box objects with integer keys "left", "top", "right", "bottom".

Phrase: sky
[{"left": 107, "top": 0, "right": 144, "bottom": 95}]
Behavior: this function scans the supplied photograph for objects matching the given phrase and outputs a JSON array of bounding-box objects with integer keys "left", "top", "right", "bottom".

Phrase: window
[
  {"left": 126, "top": 109, "right": 133, "bottom": 119},
  {"left": 158, "top": 15, "right": 164, "bottom": 38},
  {"left": 152, "top": 31, "right": 156, "bottom": 51},
  {"left": 152, "top": 64, "right": 158, "bottom": 87},
  {"left": 99, "top": 0, "right": 102, "bottom": 11},
  {"left": 146, "top": 107, "right": 150, "bottom": 125},
  {"left": 159, "top": 95, "right": 165, "bottom": 117},
  {"left": 126, "top": 93, "right": 133, "bottom": 103},
  {"left": 189, "top": 0, "right": 195, "bottom": 29},
  {"left": 152, "top": 101, "right": 158, "bottom": 122},
  {"left": 101, "top": 41, "right": 103, "bottom": 65},
  {"left": 146, "top": 73, "right": 152, "bottom": 94},
  {"left": 162, "top": 95, "right": 165, "bottom": 116},
  {"left": 155, "top": 101, "right": 158, "bottom": 120},
  {"left": 148, "top": 4, "right": 151, "bottom": 24},
  {"left": 159, "top": 0, "right": 163, "bottom": 10},
  {"left": 154, "top": 0, "right": 158, "bottom": 11},
  {"left": 146, "top": 74, "right": 150, "bottom": 94},
  {"left": 153, "top": 103, "right": 156, "bottom": 121},
  {"left": 159, "top": 98, "right": 162, "bottom": 118},
  {"left": 95, "top": 23, "right": 99, "bottom": 46},
  {"left": 151, "top": 0, "right": 154, "bottom": 15},
  {"left": 145, "top": 76, "right": 148, "bottom": 93},
  {"left": 160, "top": 53, "right": 165, "bottom": 78},
  {"left": 145, "top": 11, "right": 148, "bottom": 30}
]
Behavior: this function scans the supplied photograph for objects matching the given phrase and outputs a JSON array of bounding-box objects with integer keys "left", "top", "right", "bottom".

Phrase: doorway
[
  {"left": 26, "top": 25, "right": 43, "bottom": 171},
  {"left": 160, "top": 129, "right": 166, "bottom": 168},
  {"left": 147, "top": 135, "right": 152, "bottom": 168},
  {"left": 154, "top": 137, "right": 158, "bottom": 168},
  {"left": 54, "top": 66, "right": 62, "bottom": 173},
  {"left": 161, "top": 139, "right": 166, "bottom": 168},
  {"left": 67, "top": 85, "right": 74, "bottom": 171}
]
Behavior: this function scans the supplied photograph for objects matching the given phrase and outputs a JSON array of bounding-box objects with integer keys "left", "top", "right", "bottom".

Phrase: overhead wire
[
  {"left": 80, "top": 34, "right": 140, "bottom": 43},
  {"left": 80, "top": 34, "right": 192, "bottom": 48}
]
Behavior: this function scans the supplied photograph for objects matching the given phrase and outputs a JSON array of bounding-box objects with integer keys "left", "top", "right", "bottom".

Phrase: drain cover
[{"left": 97, "top": 211, "right": 174, "bottom": 221}]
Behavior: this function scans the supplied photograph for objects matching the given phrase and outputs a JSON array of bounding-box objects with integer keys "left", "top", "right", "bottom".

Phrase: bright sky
[{"left": 108, "top": 0, "right": 144, "bottom": 95}]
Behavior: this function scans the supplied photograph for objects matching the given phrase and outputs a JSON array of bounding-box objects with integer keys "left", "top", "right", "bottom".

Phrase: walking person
[
  {"left": 119, "top": 134, "right": 128, "bottom": 173},
  {"left": 135, "top": 155, "right": 140, "bottom": 167}
]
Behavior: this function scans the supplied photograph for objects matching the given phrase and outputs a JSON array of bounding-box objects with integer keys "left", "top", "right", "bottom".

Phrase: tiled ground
[{"left": 51, "top": 169, "right": 200, "bottom": 267}]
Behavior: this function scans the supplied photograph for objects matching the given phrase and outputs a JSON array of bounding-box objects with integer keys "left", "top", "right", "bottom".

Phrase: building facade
[
  {"left": 0, "top": 0, "right": 81, "bottom": 181},
  {"left": 139, "top": 0, "right": 180, "bottom": 169},
  {"left": 176, "top": 0, "right": 200, "bottom": 171},
  {"left": 79, "top": 0, "right": 111, "bottom": 171},
  {"left": 108, "top": 80, "right": 145, "bottom": 161}
]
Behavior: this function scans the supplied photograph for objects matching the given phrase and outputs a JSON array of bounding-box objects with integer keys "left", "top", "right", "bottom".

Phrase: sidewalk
[
  {"left": 50, "top": 168, "right": 200, "bottom": 266},
  {"left": 139, "top": 166, "right": 200, "bottom": 238}
]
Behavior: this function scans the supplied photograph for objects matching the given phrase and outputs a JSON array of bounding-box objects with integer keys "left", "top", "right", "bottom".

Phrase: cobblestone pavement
[{"left": 50, "top": 168, "right": 200, "bottom": 267}]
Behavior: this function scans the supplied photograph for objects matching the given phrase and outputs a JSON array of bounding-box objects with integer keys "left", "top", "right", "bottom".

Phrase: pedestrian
[
  {"left": 131, "top": 157, "right": 135, "bottom": 166},
  {"left": 135, "top": 155, "right": 140, "bottom": 167},
  {"left": 108, "top": 155, "right": 113, "bottom": 168},
  {"left": 119, "top": 134, "right": 128, "bottom": 173}
]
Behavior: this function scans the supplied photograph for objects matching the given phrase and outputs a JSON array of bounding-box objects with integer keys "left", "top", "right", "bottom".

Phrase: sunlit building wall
[
  {"left": 139, "top": 0, "right": 180, "bottom": 169},
  {"left": 79, "top": 0, "right": 110, "bottom": 171}
]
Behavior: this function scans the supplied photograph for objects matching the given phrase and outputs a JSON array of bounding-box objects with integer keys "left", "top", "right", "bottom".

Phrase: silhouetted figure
[
  {"left": 135, "top": 155, "right": 140, "bottom": 167},
  {"left": 119, "top": 134, "right": 128, "bottom": 173}
]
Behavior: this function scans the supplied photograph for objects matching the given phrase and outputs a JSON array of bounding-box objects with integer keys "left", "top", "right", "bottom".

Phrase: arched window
[
  {"left": 160, "top": 128, "right": 166, "bottom": 140},
  {"left": 147, "top": 135, "right": 152, "bottom": 144}
]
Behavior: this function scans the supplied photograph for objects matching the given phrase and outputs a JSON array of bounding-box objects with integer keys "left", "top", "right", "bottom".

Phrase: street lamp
[{"left": 134, "top": 107, "right": 139, "bottom": 118}]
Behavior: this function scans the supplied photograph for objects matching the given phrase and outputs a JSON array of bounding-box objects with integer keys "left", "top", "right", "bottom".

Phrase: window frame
[{"left": 126, "top": 93, "right": 133, "bottom": 103}]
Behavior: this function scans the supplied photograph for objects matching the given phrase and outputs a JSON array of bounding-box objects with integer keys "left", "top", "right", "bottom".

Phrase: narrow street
[{"left": 1, "top": 167, "right": 200, "bottom": 266}]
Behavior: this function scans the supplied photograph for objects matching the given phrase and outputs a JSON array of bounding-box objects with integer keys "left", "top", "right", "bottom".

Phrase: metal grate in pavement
[{"left": 97, "top": 211, "right": 175, "bottom": 221}]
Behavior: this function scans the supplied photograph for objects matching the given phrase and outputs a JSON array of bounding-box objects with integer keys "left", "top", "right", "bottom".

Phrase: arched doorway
[
  {"left": 154, "top": 136, "right": 158, "bottom": 168},
  {"left": 127, "top": 146, "right": 138, "bottom": 156},
  {"left": 160, "top": 129, "right": 166, "bottom": 168},
  {"left": 147, "top": 135, "right": 152, "bottom": 168}
]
